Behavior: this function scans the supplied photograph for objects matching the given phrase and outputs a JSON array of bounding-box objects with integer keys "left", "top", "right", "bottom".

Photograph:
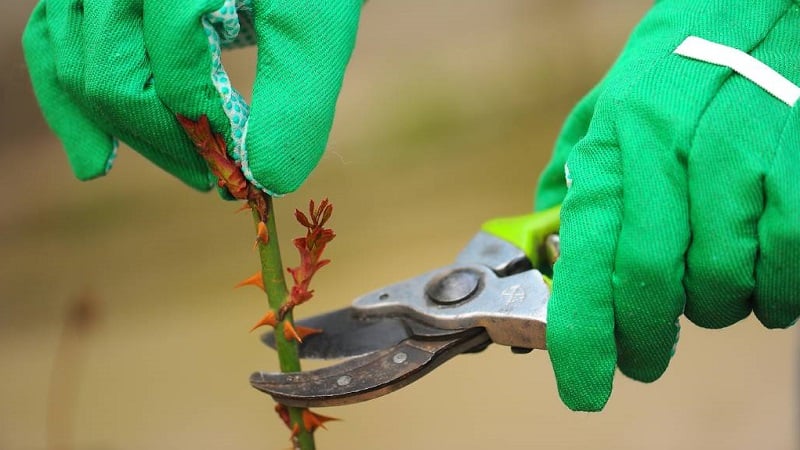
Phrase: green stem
[{"left": 252, "top": 196, "right": 316, "bottom": 450}]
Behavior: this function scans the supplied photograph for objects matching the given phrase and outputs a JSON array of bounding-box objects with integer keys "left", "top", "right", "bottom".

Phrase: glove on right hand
[{"left": 536, "top": 0, "right": 800, "bottom": 412}]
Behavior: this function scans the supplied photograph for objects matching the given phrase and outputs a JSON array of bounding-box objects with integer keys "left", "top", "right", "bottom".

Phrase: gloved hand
[
  {"left": 22, "top": 0, "right": 361, "bottom": 195},
  {"left": 536, "top": 0, "right": 800, "bottom": 411}
]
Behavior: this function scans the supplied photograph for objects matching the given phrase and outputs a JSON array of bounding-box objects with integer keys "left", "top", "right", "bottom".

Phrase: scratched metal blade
[
  {"left": 252, "top": 329, "right": 491, "bottom": 408},
  {"left": 261, "top": 307, "right": 413, "bottom": 359}
]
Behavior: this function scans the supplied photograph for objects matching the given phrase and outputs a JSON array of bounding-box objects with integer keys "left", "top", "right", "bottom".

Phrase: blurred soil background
[{"left": 1, "top": 1, "right": 797, "bottom": 449}]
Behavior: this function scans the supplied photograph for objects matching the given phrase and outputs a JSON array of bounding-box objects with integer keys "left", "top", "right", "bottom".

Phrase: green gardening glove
[
  {"left": 22, "top": 0, "right": 361, "bottom": 195},
  {"left": 536, "top": 0, "right": 800, "bottom": 411}
]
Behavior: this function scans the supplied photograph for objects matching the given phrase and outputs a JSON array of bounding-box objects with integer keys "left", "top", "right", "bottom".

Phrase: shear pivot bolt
[{"left": 426, "top": 268, "right": 482, "bottom": 305}]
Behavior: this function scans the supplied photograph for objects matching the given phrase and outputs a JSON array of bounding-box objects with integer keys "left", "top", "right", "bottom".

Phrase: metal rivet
[
  {"left": 392, "top": 352, "right": 408, "bottom": 364},
  {"left": 336, "top": 375, "right": 352, "bottom": 386},
  {"left": 425, "top": 269, "right": 482, "bottom": 305}
]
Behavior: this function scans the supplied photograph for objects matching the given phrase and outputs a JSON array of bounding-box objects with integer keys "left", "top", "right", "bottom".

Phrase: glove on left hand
[{"left": 22, "top": 0, "right": 361, "bottom": 195}]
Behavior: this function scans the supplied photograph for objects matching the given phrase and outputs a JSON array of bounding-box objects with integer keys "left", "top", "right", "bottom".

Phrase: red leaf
[
  {"left": 274, "top": 404, "right": 291, "bottom": 429},
  {"left": 295, "top": 210, "right": 313, "bottom": 228},
  {"left": 320, "top": 203, "right": 333, "bottom": 226},
  {"left": 278, "top": 199, "right": 336, "bottom": 318}
]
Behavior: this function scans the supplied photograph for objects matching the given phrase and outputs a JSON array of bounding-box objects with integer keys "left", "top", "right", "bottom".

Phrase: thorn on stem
[
  {"left": 235, "top": 202, "right": 251, "bottom": 214},
  {"left": 250, "top": 310, "right": 277, "bottom": 331},
  {"left": 302, "top": 409, "right": 339, "bottom": 433},
  {"left": 234, "top": 272, "right": 264, "bottom": 290},
  {"left": 290, "top": 325, "right": 322, "bottom": 342},
  {"left": 282, "top": 321, "right": 303, "bottom": 343},
  {"left": 256, "top": 221, "right": 269, "bottom": 246}
]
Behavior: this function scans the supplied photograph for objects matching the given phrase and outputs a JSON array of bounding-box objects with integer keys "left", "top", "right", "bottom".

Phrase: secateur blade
[
  {"left": 261, "top": 307, "right": 410, "bottom": 359},
  {"left": 253, "top": 222, "right": 557, "bottom": 407},
  {"left": 261, "top": 307, "right": 466, "bottom": 359},
  {"left": 251, "top": 327, "right": 490, "bottom": 408}
]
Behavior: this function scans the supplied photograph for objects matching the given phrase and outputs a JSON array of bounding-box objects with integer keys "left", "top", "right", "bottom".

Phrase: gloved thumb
[{"left": 243, "top": 0, "right": 362, "bottom": 195}]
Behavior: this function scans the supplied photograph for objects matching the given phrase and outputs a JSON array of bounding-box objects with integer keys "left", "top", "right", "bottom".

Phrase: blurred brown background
[{"left": 1, "top": 1, "right": 797, "bottom": 449}]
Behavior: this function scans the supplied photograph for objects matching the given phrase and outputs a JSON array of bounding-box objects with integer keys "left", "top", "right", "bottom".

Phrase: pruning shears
[{"left": 252, "top": 206, "right": 561, "bottom": 408}]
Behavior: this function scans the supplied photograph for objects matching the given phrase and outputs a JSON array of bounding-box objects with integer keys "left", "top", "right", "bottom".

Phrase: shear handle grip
[{"left": 481, "top": 206, "right": 560, "bottom": 268}]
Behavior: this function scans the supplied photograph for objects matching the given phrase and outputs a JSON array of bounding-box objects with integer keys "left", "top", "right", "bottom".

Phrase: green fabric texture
[
  {"left": 536, "top": 0, "right": 800, "bottom": 412},
  {"left": 22, "top": 0, "right": 362, "bottom": 195}
]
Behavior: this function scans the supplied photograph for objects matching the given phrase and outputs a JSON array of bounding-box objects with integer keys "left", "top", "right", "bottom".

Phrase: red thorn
[
  {"left": 256, "top": 221, "right": 269, "bottom": 246},
  {"left": 291, "top": 423, "right": 301, "bottom": 438},
  {"left": 302, "top": 409, "right": 339, "bottom": 433},
  {"left": 250, "top": 310, "right": 277, "bottom": 332},
  {"left": 282, "top": 321, "right": 303, "bottom": 343},
  {"left": 235, "top": 202, "right": 251, "bottom": 214},
  {"left": 234, "top": 272, "right": 264, "bottom": 290},
  {"left": 294, "top": 326, "right": 323, "bottom": 341}
]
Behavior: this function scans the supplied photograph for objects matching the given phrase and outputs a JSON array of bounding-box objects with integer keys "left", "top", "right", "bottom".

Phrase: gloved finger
[
  {"left": 611, "top": 43, "right": 740, "bottom": 382},
  {"left": 753, "top": 13, "right": 800, "bottom": 329},
  {"left": 142, "top": 0, "right": 238, "bottom": 151},
  {"left": 683, "top": 83, "right": 791, "bottom": 329},
  {"left": 547, "top": 108, "right": 622, "bottom": 412},
  {"left": 24, "top": 0, "right": 116, "bottom": 179},
  {"left": 245, "top": 0, "right": 362, "bottom": 195},
  {"left": 685, "top": 13, "right": 800, "bottom": 328},
  {"left": 82, "top": 0, "right": 212, "bottom": 190},
  {"left": 536, "top": 83, "right": 603, "bottom": 211},
  {"left": 756, "top": 108, "right": 800, "bottom": 328},
  {"left": 611, "top": 113, "right": 688, "bottom": 383}
]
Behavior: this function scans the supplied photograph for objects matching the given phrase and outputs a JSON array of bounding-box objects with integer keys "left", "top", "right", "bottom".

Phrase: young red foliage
[
  {"left": 278, "top": 199, "right": 336, "bottom": 320},
  {"left": 176, "top": 114, "right": 271, "bottom": 230},
  {"left": 176, "top": 114, "right": 249, "bottom": 200}
]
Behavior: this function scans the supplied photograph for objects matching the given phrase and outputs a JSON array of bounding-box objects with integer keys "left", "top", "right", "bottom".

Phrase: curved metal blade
[
  {"left": 261, "top": 308, "right": 413, "bottom": 359},
  {"left": 251, "top": 328, "right": 490, "bottom": 408}
]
